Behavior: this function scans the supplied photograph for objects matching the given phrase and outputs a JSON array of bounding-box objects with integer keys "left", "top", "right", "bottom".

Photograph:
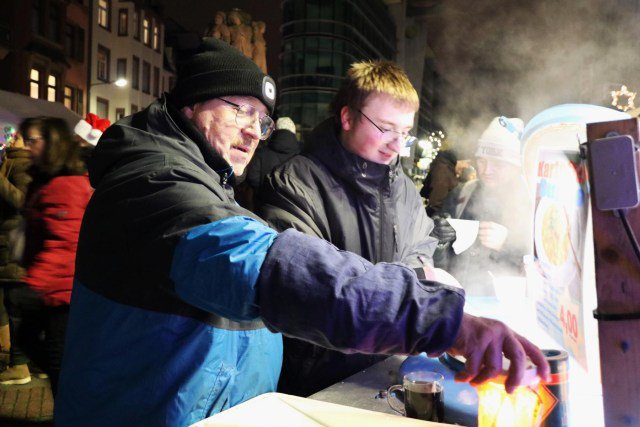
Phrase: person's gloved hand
[{"left": 431, "top": 214, "right": 457, "bottom": 245}]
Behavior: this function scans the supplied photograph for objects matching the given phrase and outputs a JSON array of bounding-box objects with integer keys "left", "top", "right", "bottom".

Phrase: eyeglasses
[
  {"left": 358, "top": 109, "right": 417, "bottom": 147},
  {"left": 219, "top": 98, "right": 274, "bottom": 140}
]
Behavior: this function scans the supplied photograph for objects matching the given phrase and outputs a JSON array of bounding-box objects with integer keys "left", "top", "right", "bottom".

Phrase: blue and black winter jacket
[{"left": 55, "top": 96, "right": 465, "bottom": 427}]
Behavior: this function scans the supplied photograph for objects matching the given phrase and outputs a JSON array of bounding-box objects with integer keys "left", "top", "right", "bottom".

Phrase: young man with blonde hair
[{"left": 260, "top": 61, "right": 546, "bottom": 397}]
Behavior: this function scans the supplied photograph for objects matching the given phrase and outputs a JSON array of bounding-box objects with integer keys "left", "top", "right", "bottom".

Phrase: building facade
[
  {"left": 0, "top": 0, "right": 90, "bottom": 116},
  {"left": 278, "top": 0, "right": 397, "bottom": 137},
  {"left": 89, "top": 0, "right": 174, "bottom": 122}
]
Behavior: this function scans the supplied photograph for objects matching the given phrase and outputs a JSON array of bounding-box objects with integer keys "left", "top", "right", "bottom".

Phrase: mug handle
[{"left": 386, "top": 384, "right": 405, "bottom": 416}]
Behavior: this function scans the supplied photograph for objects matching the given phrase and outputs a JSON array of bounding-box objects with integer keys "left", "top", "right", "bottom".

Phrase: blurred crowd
[{"left": 0, "top": 113, "right": 107, "bottom": 393}]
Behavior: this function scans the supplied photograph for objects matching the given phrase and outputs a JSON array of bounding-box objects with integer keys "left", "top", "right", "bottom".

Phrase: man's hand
[
  {"left": 435, "top": 313, "right": 550, "bottom": 393},
  {"left": 431, "top": 215, "right": 457, "bottom": 245},
  {"left": 478, "top": 221, "right": 508, "bottom": 250}
]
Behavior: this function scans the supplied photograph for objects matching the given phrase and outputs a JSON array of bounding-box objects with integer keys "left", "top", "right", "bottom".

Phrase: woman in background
[
  {"left": 1, "top": 117, "right": 92, "bottom": 395},
  {"left": 0, "top": 127, "right": 32, "bottom": 380}
]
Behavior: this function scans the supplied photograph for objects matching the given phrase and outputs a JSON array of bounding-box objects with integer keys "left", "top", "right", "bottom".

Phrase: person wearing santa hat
[
  {"left": 74, "top": 113, "right": 111, "bottom": 147},
  {"left": 74, "top": 113, "right": 111, "bottom": 166}
]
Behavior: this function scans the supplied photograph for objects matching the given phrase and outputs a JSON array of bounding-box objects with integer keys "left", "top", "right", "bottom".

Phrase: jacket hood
[
  {"left": 267, "top": 129, "right": 299, "bottom": 155},
  {"left": 89, "top": 95, "right": 234, "bottom": 189},
  {"left": 304, "top": 118, "right": 402, "bottom": 191}
]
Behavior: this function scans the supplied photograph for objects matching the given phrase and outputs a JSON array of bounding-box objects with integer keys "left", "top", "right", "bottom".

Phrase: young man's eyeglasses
[
  {"left": 358, "top": 109, "right": 417, "bottom": 147},
  {"left": 219, "top": 98, "right": 274, "bottom": 140}
]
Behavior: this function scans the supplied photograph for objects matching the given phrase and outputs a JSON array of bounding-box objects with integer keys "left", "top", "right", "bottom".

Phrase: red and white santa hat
[{"left": 74, "top": 113, "right": 111, "bottom": 146}]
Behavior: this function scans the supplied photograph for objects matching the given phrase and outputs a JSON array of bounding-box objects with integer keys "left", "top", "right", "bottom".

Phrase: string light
[
  {"left": 416, "top": 130, "right": 445, "bottom": 170},
  {"left": 611, "top": 85, "right": 636, "bottom": 112}
]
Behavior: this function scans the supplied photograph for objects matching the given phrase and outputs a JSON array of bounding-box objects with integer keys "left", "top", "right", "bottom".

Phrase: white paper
[{"left": 448, "top": 219, "right": 479, "bottom": 254}]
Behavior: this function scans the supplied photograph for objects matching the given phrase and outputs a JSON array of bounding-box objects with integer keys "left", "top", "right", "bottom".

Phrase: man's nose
[
  {"left": 241, "top": 118, "right": 261, "bottom": 140},
  {"left": 386, "top": 135, "right": 403, "bottom": 153}
]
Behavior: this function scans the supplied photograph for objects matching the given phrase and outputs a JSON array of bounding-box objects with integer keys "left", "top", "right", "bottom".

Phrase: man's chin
[{"left": 231, "top": 163, "right": 247, "bottom": 177}]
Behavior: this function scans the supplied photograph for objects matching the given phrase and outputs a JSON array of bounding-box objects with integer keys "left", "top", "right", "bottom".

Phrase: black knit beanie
[{"left": 170, "top": 37, "right": 276, "bottom": 113}]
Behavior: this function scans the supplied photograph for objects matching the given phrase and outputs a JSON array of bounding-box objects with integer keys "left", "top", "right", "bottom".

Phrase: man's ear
[
  {"left": 181, "top": 105, "right": 195, "bottom": 119},
  {"left": 340, "top": 106, "right": 353, "bottom": 131}
]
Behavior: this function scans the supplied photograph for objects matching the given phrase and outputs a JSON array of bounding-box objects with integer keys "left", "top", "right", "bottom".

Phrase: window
[
  {"left": 64, "top": 25, "right": 85, "bottom": 61},
  {"left": 76, "top": 28, "right": 85, "bottom": 61},
  {"left": 64, "top": 86, "right": 83, "bottom": 114},
  {"left": 64, "top": 86, "right": 73, "bottom": 109},
  {"left": 117, "top": 58, "right": 127, "bottom": 80},
  {"left": 29, "top": 68, "right": 40, "bottom": 99},
  {"left": 152, "top": 23, "right": 159, "bottom": 51},
  {"left": 98, "top": 0, "right": 111, "bottom": 30},
  {"left": 97, "top": 45, "right": 110, "bottom": 82},
  {"left": 142, "top": 61, "right": 150, "bottom": 93},
  {"left": 143, "top": 17, "right": 150, "bottom": 46},
  {"left": 48, "top": 3, "right": 61, "bottom": 42},
  {"left": 118, "top": 8, "right": 128, "bottom": 35},
  {"left": 31, "top": 0, "right": 44, "bottom": 35},
  {"left": 115, "top": 108, "right": 126, "bottom": 121},
  {"left": 132, "top": 56, "right": 139, "bottom": 90},
  {"left": 131, "top": 104, "right": 138, "bottom": 114},
  {"left": 64, "top": 24, "right": 73, "bottom": 57},
  {"left": 153, "top": 66, "right": 159, "bottom": 97},
  {"left": 96, "top": 97, "right": 109, "bottom": 121},
  {"left": 133, "top": 10, "right": 140, "bottom": 40},
  {"left": 77, "top": 89, "right": 84, "bottom": 115},
  {"left": 47, "top": 74, "right": 57, "bottom": 102}
]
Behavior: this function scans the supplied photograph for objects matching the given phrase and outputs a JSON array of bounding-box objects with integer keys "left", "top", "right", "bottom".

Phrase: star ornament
[{"left": 611, "top": 85, "right": 636, "bottom": 112}]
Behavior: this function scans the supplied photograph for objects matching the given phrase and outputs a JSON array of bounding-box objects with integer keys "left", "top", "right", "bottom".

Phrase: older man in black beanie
[{"left": 55, "top": 38, "right": 548, "bottom": 426}]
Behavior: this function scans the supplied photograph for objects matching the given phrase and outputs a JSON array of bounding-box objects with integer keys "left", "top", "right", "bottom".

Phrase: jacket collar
[{"left": 305, "top": 118, "right": 402, "bottom": 189}]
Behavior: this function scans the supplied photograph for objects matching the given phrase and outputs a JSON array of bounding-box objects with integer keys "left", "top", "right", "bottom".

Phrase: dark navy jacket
[{"left": 55, "top": 96, "right": 464, "bottom": 426}]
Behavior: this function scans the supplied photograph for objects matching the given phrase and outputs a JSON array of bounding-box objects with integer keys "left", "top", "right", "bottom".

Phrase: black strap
[{"left": 593, "top": 309, "right": 640, "bottom": 321}]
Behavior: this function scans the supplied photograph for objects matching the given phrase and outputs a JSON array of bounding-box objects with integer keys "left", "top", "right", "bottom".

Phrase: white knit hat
[
  {"left": 475, "top": 116, "right": 524, "bottom": 166},
  {"left": 276, "top": 117, "right": 296, "bottom": 134}
]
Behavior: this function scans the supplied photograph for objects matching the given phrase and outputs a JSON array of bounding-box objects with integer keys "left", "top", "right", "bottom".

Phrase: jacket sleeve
[
  {"left": 399, "top": 179, "right": 438, "bottom": 268},
  {"left": 0, "top": 157, "right": 31, "bottom": 210},
  {"left": 258, "top": 228, "right": 465, "bottom": 356},
  {"left": 258, "top": 166, "right": 327, "bottom": 238}
]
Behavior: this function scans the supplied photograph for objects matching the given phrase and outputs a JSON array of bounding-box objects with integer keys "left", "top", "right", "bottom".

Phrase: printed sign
[{"left": 534, "top": 149, "right": 589, "bottom": 368}]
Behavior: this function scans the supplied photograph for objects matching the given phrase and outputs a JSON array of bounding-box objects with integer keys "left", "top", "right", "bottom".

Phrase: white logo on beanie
[{"left": 263, "top": 77, "right": 276, "bottom": 101}]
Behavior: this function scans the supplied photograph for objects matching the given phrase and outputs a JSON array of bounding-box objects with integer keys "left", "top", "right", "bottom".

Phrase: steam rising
[{"left": 429, "top": 0, "right": 639, "bottom": 154}]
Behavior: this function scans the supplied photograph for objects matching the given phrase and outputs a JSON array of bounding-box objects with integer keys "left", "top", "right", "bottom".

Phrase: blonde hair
[{"left": 330, "top": 60, "right": 419, "bottom": 119}]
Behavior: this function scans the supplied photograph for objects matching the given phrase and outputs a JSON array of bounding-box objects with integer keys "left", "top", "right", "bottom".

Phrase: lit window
[
  {"left": 153, "top": 23, "right": 159, "bottom": 50},
  {"left": 98, "top": 0, "right": 110, "bottom": 29},
  {"left": 47, "top": 75, "right": 57, "bottom": 102},
  {"left": 29, "top": 68, "right": 40, "bottom": 99},
  {"left": 64, "top": 86, "right": 73, "bottom": 109},
  {"left": 143, "top": 18, "right": 150, "bottom": 46}
]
